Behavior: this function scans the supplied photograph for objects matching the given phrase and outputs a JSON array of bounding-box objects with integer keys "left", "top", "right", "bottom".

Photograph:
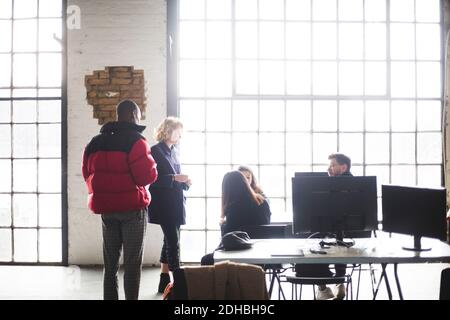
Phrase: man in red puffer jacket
[{"left": 82, "top": 99, "right": 158, "bottom": 300}]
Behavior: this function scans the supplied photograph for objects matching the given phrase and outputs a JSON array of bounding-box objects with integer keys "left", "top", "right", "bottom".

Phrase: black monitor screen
[
  {"left": 292, "top": 176, "right": 378, "bottom": 239},
  {"left": 382, "top": 185, "right": 446, "bottom": 244}
]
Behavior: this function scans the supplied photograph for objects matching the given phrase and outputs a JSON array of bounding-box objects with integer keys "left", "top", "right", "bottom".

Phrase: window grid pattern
[
  {"left": 175, "top": 0, "right": 443, "bottom": 262},
  {"left": 0, "top": 0, "right": 63, "bottom": 264}
]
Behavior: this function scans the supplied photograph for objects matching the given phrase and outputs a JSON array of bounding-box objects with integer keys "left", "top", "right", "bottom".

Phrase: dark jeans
[
  {"left": 159, "top": 224, "right": 181, "bottom": 271},
  {"left": 102, "top": 209, "right": 147, "bottom": 300}
]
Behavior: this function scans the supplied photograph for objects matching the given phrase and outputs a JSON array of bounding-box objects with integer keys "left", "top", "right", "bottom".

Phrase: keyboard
[{"left": 271, "top": 248, "right": 304, "bottom": 257}]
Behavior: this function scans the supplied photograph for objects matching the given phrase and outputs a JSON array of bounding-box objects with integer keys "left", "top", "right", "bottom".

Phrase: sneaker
[
  {"left": 158, "top": 273, "right": 171, "bottom": 294},
  {"left": 333, "top": 283, "right": 346, "bottom": 300},
  {"left": 316, "top": 286, "right": 334, "bottom": 300}
]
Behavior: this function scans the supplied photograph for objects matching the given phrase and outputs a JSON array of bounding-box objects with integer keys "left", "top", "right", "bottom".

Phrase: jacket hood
[{"left": 100, "top": 121, "right": 146, "bottom": 134}]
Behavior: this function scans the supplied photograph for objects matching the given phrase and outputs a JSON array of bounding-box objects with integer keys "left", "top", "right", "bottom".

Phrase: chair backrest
[
  {"left": 240, "top": 223, "right": 291, "bottom": 239},
  {"left": 440, "top": 268, "right": 450, "bottom": 300},
  {"left": 168, "top": 262, "right": 269, "bottom": 300}
]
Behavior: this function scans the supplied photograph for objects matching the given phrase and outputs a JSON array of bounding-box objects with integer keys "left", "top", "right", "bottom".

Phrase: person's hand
[
  {"left": 219, "top": 217, "right": 225, "bottom": 225},
  {"left": 185, "top": 178, "right": 192, "bottom": 187},
  {"left": 255, "top": 193, "right": 265, "bottom": 205},
  {"left": 174, "top": 174, "right": 189, "bottom": 183}
]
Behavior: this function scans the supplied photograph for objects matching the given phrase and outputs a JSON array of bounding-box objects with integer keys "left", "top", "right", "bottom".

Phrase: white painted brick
[{"left": 68, "top": 0, "right": 166, "bottom": 265}]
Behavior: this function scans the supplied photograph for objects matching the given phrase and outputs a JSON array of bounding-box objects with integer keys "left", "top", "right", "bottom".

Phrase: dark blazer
[
  {"left": 221, "top": 199, "right": 272, "bottom": 235},
  {"left": 148, "top": 142, "right": 188, "bottom": 226},
  {"left": 341, "top": 171, "right": 353, "bottom": 177}
]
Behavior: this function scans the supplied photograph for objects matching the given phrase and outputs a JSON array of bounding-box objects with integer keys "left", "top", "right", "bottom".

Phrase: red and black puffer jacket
[{"left": 82, "top": 121, "right": 158, "bottom": 214}]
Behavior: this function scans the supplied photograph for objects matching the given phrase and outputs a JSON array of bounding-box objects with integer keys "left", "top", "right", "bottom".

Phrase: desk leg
[
  {"left": 394, "top": 263, "right": 404, "bottom": 300},
  {"left": 276, "top": 271, "right": 286, "bottom": 300},
  {"left": 267, "top": 269, "right": 286, "bottom": 300},
  {"left": 268, "top": 270, "right": 276, "bottom": 298},
  {"left": 373, "top": 264, "right": 385, "bottom": 299},
  {"left": 373, "top": 263, "right": 393, "bottom": 300},
  {"left": 382, "top": 263, "right": 393, "bottom": 300}
]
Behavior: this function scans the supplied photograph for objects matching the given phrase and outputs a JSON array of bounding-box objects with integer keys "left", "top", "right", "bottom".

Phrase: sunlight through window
[{"left": 175, "top": 0, "right": 443, "bottom": 261}]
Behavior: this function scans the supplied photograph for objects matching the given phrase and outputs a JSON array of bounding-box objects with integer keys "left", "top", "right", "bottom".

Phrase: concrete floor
[
  {"left": 0, "top": 265, "right": 162, "bottom": 300},
  {"left": 0, "top": 262, "right": 448, "bottom": 300}
]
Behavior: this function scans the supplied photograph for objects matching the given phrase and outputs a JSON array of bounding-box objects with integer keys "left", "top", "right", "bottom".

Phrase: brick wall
[
  {"left": 68, "top": 0, "right": 166, "bottom": 265},
  {"left": 85, "top": 66, "right": 146, "bottom": 124}
]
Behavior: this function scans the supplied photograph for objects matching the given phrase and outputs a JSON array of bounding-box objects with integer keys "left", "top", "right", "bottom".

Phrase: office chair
[
  {"left": 166, "top": 261, "right": 269, "bottom": 300},
  {"left": 239, "top": 223, "right": 291, "bottom": 239},
  {"left": 285, "top": 272, "right": 353, "bottom": 300},
  {"left": 283, "top": 230, "right": 376, "bottom": 300},
  {"left": 284, "top": 259, "right": 354, "bottom": 300}
]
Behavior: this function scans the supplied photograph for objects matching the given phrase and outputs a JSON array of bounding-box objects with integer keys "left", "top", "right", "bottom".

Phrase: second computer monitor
[{"left": 382, "top": 185, "right": 446, "bottom": 251}]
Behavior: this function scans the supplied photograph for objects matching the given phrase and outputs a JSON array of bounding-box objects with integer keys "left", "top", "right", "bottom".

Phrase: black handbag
[{"left": 216, "top": 231, "right": 254, "bottom": 251}]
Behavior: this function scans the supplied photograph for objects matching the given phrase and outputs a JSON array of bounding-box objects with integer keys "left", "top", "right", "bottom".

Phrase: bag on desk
[{"left": 216, "top": 231, "right": 254, "bottom": 251}]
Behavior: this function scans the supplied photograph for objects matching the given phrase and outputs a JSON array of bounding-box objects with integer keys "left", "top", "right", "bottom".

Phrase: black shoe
[{"left": 158, "top": 273, "right": 170, "bottom": 293}]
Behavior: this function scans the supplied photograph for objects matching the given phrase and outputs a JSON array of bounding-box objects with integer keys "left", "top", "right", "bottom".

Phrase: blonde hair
[{"left": 154, "top": 117, "right": 183, "bottom": 142}]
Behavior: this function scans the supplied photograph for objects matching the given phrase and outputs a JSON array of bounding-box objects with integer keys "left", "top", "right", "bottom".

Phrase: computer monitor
[
  {"left": 382, "top": 185, "right": 447, "bottom": 251},
  {"left": 292, "top": 176, "right": 378, "bottom": 242}
]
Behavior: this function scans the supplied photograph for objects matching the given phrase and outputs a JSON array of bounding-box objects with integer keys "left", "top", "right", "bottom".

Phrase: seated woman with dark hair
[
  {"left": 201, "top": 170, "right": 271, "bottom": 266},
  {"left": 220, "top": 170, "right": 271, "bottom": 236}
]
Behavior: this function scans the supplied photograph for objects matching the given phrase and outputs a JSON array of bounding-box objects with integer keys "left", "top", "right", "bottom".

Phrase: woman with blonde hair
[
  {"left": 148, "top": 116, "right": 191, "bottom": 293},
  {"left": 220, "top": 170, "right": 271, "bottom": 235}
]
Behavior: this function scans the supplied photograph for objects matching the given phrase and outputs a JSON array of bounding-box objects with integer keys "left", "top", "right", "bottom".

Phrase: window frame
[
  {"left": 0, "top": 0, "right": 67, "bottom": 265},
  {"left": 169, "top": 0, "right": 445, "bottom": 262}
]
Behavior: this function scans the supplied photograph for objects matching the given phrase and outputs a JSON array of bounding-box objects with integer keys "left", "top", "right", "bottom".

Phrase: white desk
[
  {"left": 214, "top": 237, "right": 450, "bottom": 299},
  {"left": 214, "top": 237, "right": 450, "bottom": 264}
]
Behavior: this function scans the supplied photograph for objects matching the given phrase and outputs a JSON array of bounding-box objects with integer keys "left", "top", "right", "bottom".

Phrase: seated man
[{"left": 295, "top": 153, "right": 352, "bottom": 300}]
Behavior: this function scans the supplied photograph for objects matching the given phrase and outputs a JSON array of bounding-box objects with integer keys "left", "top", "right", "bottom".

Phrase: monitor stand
[
  {"left": 402, "top": 235, "right": 431, "bottom": 252},
  {"left": 336, "top": 231, "right": 344, "bottom": 243},
  {"left": 319, "top": 231, "right": 355, "bottom": 248}
]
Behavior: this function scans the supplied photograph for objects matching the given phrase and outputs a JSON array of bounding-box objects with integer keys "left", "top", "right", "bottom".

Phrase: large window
[
  {"left": 0, "top": 0, "right": 65, "bottom": 264},
  {"left": 173, "top": 0, "right": 443, "bottom": 262}
]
